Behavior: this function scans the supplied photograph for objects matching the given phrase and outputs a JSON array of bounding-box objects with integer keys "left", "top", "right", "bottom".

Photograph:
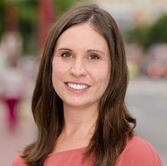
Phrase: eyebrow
[
  {"left": 57, "top": 48, "right": 72, "bottom": 51},
  {"left": 87, "top": 49, "right": 105, "bottom": 55},
  {"left": 57, "top": 48, "right": 105, "bottom": 54}
]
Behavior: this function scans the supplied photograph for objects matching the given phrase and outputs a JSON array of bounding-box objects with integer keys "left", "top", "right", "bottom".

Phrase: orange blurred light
[
  {"left": 147, "top": 63, "right": 162, "bottom": 78},
  {"left": 162, "top": 65, "right": 167, "bottom": 78}
]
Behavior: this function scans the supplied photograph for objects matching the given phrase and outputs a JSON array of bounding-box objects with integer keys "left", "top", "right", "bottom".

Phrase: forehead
[{"left": 56, "top": 23, "right": 109, "bottom": 51}]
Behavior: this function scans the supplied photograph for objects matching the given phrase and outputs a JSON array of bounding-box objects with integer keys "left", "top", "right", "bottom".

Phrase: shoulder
[
  {"left": 116, "top": 134, "right": 162, "bottom": 166},
  {"left": 11, "top": 156, "right": 25, "bottom": 166}
]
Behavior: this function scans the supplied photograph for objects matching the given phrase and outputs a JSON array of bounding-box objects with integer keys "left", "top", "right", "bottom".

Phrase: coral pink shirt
[{"left": 12, "top": 135, "right": 162, "bottom": 166}]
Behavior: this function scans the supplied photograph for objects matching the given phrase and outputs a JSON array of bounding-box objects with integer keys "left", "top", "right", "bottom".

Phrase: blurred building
[{"left": 93, "top": 0, "right": 167, "bottom": 30}]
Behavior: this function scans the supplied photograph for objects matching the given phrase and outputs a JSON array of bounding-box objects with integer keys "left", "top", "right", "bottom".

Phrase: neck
[
  {"left": 63, "top": 104, "right": 98, "bottom": 132},
  {"left": 54, "top": 104, "right": 98, "bottom": 152}
]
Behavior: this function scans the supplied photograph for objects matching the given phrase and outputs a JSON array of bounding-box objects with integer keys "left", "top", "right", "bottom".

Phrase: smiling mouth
[{"left": 66, "top": 82, "right": 90, "bottom": 90}]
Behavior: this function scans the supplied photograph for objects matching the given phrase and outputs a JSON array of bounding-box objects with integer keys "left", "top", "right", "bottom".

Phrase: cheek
[
  {"left": 92, "top": 65, "right": 111, "bottom": 87},
  {"left": 106, "top": 68, "right": 111, "bottom": 83},
  {"left": 52, "top": 61, "right": 62, "bottom": 84},
  {"left": 99, "top": 64, "right": 111, "bottom": 81},
  {"left": 52, "top": 65, "right": 60, "bottom": 77},
  {"left": 52, "top": 64, "right": 64, "bottom": 96},
  {"left": 52, "top": 58, "right": 65, "bottom": 76}
]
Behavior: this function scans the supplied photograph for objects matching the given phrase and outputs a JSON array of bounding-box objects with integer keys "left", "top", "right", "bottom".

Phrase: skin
[{"left": 52, "top": 23, "right": 111, "bottom": 152}]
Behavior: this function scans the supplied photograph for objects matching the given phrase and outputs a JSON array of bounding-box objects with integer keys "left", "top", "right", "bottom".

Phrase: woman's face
[{"left": 52, "top": 23, "right": 111, "bottom": 110}]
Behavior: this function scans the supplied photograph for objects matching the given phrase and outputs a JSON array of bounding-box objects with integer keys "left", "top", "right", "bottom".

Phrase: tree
[
  {"left": 125, "top": 13, "right": 167, "bottom": 50},
  {"left": 148, "top": 14, "right": 167, "bottom": 45},
  {"left": 0, "top": 1, "right": 5, "bottom": 38},
  {"left": 125, "top": 25, "right": 150, "bottom": 50}
]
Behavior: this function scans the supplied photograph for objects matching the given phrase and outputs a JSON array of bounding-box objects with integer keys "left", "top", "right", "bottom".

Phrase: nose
[{"left": 70, "top": 57, "right": 87, "bottom": 77}]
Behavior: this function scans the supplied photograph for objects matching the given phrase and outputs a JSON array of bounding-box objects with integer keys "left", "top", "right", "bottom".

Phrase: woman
[{"left": 12, "top": 4, "right": 162, "bottom": 166}]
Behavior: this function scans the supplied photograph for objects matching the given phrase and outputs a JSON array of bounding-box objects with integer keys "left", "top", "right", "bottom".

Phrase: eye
[
  {"left": 88, "top": 54, "right": 100, "bottom": 60},
  {"left": 61, "top": 52, "right": 73, "bottom": 58}
]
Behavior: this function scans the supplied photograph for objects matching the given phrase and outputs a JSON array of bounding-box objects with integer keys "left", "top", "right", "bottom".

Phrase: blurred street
[
  {"left": 0, "top": 99, "right": 37, "bottom": 166},
  {"left": 126, "top": 77, "right": 167, "bottom": 165},
  {"left": 0, "top": 77, "right": 167, "bottom": 166}
]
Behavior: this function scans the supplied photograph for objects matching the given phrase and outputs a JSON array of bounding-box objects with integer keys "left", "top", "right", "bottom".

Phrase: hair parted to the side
[{"left": 22, "top": 3, "right": 136, "bottom": 166}]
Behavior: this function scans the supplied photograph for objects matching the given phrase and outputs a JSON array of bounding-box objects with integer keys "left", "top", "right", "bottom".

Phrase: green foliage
[
  {"left": 125, "top": 14, "right": 167, "bottom": 50},
  {"left": 0, "top": 0, "right": 5, "bottom": 39},
  {"left": 125, "top": 25, "right": 150, "bottom": 49},
  {"left": 149, "top": 14, "right": 167, "bottom": 44},
  {"left": 54, "top": 0, "right": 88, "bottom": 16},
  {"left": 18, "top": 0, "right": 38, "bottom": 22},
  {"left": 17, "top": 0, "right": 38, "bottom": 55}
]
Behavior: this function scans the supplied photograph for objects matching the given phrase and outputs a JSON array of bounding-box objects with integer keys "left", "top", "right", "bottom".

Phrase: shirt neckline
[{"left": 49, "top": 147, "right": 87, "bottom": 156}]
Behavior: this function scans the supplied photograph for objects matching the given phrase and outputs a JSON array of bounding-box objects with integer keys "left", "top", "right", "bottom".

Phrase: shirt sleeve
[
  {"left": 11, "top": 156, "right": 25, "bottom": 166},
  {"left": 116, "top": 135, "right": 162, "bottom": 166}
]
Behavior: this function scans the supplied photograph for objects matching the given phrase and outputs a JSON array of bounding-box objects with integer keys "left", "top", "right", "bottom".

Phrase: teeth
[{"left": 67, "top": 83, "right": 88, "bottom": 90}]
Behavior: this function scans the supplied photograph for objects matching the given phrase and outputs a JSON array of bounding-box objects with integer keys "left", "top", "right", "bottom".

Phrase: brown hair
[{"left": 22, "top": 4, "right": 136, "bottom": 166}]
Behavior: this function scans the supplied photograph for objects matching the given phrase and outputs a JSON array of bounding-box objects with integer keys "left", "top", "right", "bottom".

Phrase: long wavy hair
[{"left": 22, "top": 4, "right": 136, "bottom": 166}]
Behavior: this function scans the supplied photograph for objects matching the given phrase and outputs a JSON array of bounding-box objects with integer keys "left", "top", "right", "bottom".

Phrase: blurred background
[{"left": 0, "top": 0, "right": 167, "bottom": 165}]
